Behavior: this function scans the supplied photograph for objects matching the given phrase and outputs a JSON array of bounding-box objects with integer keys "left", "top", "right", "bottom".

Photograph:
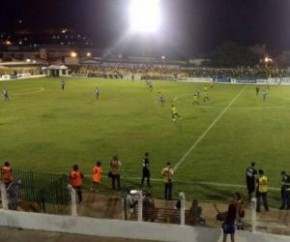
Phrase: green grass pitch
[{"left": 1, "top": 77, "right": 289, "bottom": 204}]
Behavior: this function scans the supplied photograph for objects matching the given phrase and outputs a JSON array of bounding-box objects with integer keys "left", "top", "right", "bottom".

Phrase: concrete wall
[
  {"left": 0, "top": 209, "right": 289, "bottom": 242},
  {"left": 0, "top": 74, "right": 46, "bottom": 81}
]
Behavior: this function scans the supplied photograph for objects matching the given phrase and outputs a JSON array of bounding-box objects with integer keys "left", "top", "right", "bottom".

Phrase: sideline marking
[
  {"left": 173, "top": 85, "right": 247, "bottom": 172},
  {"left": 120, "top": 176, "right": 280, "bottom": 191}
]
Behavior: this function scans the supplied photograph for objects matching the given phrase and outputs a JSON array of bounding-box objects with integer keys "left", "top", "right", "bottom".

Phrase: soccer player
[
  {"left": 203, "top": 91, "right": 209, "bottom": 102},
  {"left": 158, "top": 92, "right": 165, "bottom": 104},
  {"left": 192, "top": 94, "right": 199, "bottom": 105},
  {"left": 2, "top": 88, "right": 9, "bottom": 101},
  {"left": 255, "top": 85, "right": 260, "bottom": 96},
  {"left": 60, "top": 80, "right": 65, "bottom": 91},
  {"left": 171, "top": 104, "right": 182, "bottom": 122},
  {"left": 195, "top": 89, "right": 201, "bottom": 97},
  {"left": 262, "top": 88, "right": 268, "bottom": 101},
  {"left": 95, "top": 87, "right": 100, "bottom": 100},
  {"left": 148, "top": 80, "right": 153, "bottom": 91}
]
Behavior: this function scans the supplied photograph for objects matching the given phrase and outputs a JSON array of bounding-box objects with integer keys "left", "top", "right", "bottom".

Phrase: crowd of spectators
[{"left": 75, "top": 62, "right": 290, "bottom": 81}]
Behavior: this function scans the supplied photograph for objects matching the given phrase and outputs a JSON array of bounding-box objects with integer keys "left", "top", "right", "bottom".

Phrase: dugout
[{"left": 43, "top": 65, "right": 70, "bottom": 77}]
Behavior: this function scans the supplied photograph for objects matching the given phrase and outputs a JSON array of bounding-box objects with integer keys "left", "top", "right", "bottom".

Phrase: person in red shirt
[
  {"left": 1, "top": 161, "right": 13, "bottom": 187},
  {"left": 69, "top": 164, "right": 84, "bottom": 203},
  {"left": 91, "top": 161, "right": 102, "bottom": 192}
]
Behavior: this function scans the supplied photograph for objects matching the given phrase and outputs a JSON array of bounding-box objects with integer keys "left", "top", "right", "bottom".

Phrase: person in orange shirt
[
  {"left": 1, "top": 161, "right": 13, "bottom": 187},
  {"left": 69, "top": 164, "right": 84, "bottom": 203},
  {"left": 91, "top": 161, "right": 102, "bottom": 192}
]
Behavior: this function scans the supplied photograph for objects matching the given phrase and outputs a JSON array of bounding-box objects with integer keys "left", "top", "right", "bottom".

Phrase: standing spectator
[
  {"left": 234, "top": 192, "right": 245, "bottom": 229},
  {"left": 143, "top": 192, "right": 157, "bottom": 222},
  {"left": 6, "top": 180, "right": 21, "bottom": 210},
  {"left": 214, "top": 194, "right": 237, "bottom": 242},
  {"left": 279, "top": 171, "right": 290, "bottom": 210},
  {"left": 91, "top": 161, "right": 103, "bottom": 192},
  {"left": 171, "top": 104, "right": 182, "bottom": 122},
  {"left": 141, "top": 152, "right": 151, "bottom": 187},
  {"left": 161, "top": 162, "right": 174, "bottom": 200},
  {"left": 245, "top": 162, "right": 257, "bottom": 202},
  {"left": 110, "top": 155, "right": 121, "bottom": 190},
  {"left": 69, "top": 164, "right": 84, "bottom": 203},
  {"left": 1, "top": 161, "right": 13, "bottom": 187},
  {"left": 2, "top": 88, "right": 9, "bottom": 101},
  {"left": 222, "top": 197, "right": 237, "bottom": 242},
  {"left": 256, "top": 169, "right": 269, "bottom": 212},
  {"left": 95, "top": 87, "right": 100, "bottom": 100},
  {"left": 61, "top": 80, "right": 65, "bottom": 91}
]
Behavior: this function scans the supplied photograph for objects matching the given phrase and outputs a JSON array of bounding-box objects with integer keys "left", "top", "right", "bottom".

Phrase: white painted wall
[{"left": 0, "top": 209, "right": 289, "bottom": 242}]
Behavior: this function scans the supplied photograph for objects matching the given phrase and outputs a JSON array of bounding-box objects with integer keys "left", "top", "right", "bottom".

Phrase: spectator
[
  {"left": 1, "top": 161, "right": 13, "bottom": 187},
  {"left": 215, "top": 194, "right": 237, "bottom": 242},
  {"left": 6, "top": 180, "right": 21, "bottom": 210},
  {"left": 256, "top": 169, "right": 269, "bottom": 212},
  {"left": 69, "top": 164, "right": 84, "bottom": 203},
  {"left": 125, "top": 189, "right": 139, "bottom": 219},
  {"left": 143, "top": 192, "right": 157, "bottom": 222},
  {"left": 161, "top": 162, "right": 174, "bottom": 200},
  {"left": 188, "top": 199, "right": 206, "bottom": 226},
  {"left": 91, "top": 161, "right": 103, "bottom": 192},
  {"left": 141, "top": 152, "right": 151, "bottom": 187},
  {"left": 234, "top": 192, "right": 245, "bottom": 229},
  {"left": 110, "top": 155, "right": 121, "bottom": 190},
  {"left": 245, "top": 162, "right": 257, "bottom": 202},
  {"left": 279, "top": 171, "right": 290, "bottom": 210}
]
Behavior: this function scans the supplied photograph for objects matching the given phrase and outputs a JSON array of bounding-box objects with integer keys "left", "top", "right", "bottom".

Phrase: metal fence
[{"left": 13, "top": 170, "right": 70, "bottom": 214}]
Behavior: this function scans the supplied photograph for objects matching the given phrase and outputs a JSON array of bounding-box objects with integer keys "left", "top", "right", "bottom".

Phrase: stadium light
[
  {"left": 129, "top": 0, "right": 161, "bottom": 33},
  {"left": 70, "top": 51, "right": 78, "bottom": 58}
]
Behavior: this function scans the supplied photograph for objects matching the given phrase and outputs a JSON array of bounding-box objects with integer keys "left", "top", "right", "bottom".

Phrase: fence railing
[{"left": 12, "top": 170, "right": 70, "bottom": 214}]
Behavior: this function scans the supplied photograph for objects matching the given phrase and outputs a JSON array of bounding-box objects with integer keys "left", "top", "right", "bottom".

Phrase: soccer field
[{"left": 1, "top": 77, "right": 289, "bottom": 203}]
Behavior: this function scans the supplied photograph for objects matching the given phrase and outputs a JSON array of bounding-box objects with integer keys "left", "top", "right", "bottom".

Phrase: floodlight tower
[{"left": 129, "top": 0, "right": 161, "bottom": 34}]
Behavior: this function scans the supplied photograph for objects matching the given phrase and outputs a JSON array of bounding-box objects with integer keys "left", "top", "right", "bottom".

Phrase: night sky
[{"left": 0, "top": 0, "right": 289, "bottom": 56}]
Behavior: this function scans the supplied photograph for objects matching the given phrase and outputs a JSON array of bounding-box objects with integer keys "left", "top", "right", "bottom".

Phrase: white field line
[
  {"left": 120, "top": 176, "right": 280, "bottom": 191},
  {"left": 173, "top": 93, "right": 193, "bottom": 102},
  {"left": 173, "top": 85, "right": 247, "bottom": 172}
]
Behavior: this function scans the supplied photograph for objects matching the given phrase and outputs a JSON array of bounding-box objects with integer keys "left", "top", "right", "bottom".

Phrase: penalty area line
[{"left": 173, "top": 85, "right": 247, "bottom": 172}]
